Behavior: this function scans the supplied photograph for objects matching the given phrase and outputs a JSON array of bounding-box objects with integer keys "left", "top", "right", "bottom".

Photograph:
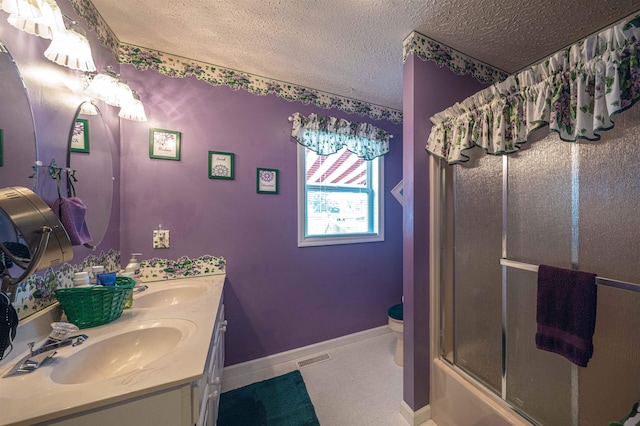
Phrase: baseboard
[
  {"left": 400, "top": 400, "right": 432, "bottom": 426},
  {"left": 223, "top": 325, "right": 391, "bottom": 379}
]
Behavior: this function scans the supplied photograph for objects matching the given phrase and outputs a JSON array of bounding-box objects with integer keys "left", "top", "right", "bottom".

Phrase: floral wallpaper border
[
  {"left": 402, "top": 31, "right": 508, "bottom": 85},
  {"left": 118, "top": 44, "right": 403, "bottom": 124},
  {"left": 139, "top": 255, "right": 226, "bottom": 282},
  {"left": 69, "top": 0, "right": 403, "bottom": 124},
  {"left": 68, "top": 0, "right": 120, "bottom": 58},
  {"left": 12, "top": 252, "right": 226, "bottom": 319},
  {"left": 13, "top": 249, "right": 120, "bottom": 320}
]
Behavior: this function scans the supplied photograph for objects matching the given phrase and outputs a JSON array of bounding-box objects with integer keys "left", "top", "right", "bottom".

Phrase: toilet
[{"left": 387, "top": 303, "right": 403, "bottom": 366}]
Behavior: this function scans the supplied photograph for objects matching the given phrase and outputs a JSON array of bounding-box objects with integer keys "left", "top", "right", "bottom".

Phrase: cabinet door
[
  {"left": 195, "top": 304, "right": 226, "bottom": 426},
  {"left": 208, "top": 326, "right": 226, "bottom": 425},
  {"left": 195, "top": 381, "right": 211, "bottom": 426}
]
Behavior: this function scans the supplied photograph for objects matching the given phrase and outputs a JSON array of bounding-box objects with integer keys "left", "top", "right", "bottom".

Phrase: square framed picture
[
  {"left": 150, "top": 128, "right": 181, "bottom": 161},
  {"left": 208, "top": 151, "right": 234, "bottom": 179},
  {"left": 257, "top": 168, "right": 279, "bottom": 194},
  {"left": 70, "top": 119, "right": 90, "bottom": 153}
]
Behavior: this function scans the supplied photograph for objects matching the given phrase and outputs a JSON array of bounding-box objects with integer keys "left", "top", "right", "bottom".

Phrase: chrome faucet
[
  {"left": 3, "top": 322, "right": 88, "bottom": 377},
  {"left": 28, "top": 333, "right": 88, "bottom": 357}
]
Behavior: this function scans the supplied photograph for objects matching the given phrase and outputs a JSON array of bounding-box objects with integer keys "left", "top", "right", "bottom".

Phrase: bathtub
[{"left": 430, "top": 358, "right": 531, "bottom": 426}]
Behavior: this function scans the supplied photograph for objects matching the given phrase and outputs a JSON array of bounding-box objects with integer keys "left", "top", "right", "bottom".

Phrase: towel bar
[{"left": 500, "top": 258, "right": 640, "bottom": 293}]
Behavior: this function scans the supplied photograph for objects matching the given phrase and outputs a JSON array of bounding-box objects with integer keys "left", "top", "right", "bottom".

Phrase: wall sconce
[
  {"left": 1, "top": 1, "right": 96, "bottom": 72},
  {"left": 44, "top": 20, "right": 96, "bottom": 72},
  {"left": 5, "top": 0, "right": 65, "bottom": 39},
  {"left": 85, "top": 67, "right": 147, "bottom": 121},
  {"left": 118, "top": 91, "right": 147, "bottom": 122},
  {"left": 79, "top": 100, "right": 98, "bottom": 116},
  {"left": 85, "top": 66, "right": 134, "bottom": 107}
]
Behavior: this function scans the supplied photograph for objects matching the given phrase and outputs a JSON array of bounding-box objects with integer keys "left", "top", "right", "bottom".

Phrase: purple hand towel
[
  {"left": 52, "top": 197, "right": 92, "bottom": 246},
  {"left": 535, "top": 264, "right": 597, "bottom": 367}
]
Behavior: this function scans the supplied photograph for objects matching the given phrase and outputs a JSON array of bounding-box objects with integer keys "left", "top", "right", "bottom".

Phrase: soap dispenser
[{"left": 125, "top": 253, "right": 142, "bottom": 278}]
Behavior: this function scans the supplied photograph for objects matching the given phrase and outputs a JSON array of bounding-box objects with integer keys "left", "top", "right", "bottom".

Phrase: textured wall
[
  {"left": 119, "top": 67, "right": 404, "bottom": 365},
  {"left": 402, "top": 55, "right": 488, "bottom": 410}
]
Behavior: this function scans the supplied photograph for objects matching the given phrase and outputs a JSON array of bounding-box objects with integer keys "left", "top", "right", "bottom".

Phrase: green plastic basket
[{"left": 54, "top": 276, "right": 136, "bottom": 329}]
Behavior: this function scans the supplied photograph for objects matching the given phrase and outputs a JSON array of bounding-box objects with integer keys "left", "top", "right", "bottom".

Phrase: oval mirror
[
  {"left": 65, "top": 102, "right": 113, "bottom": 248},
  {"left": 0, "top": 40, "right": 37, "bottom": 190}
]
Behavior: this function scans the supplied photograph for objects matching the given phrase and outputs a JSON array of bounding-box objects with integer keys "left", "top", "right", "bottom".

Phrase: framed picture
[
  {"left": 208, "top": 151, "right": 234, "bottom": 179},
  {"left": 70, "top": 119, "right": 90, "bottom": 153},
  {"left": 257, "top": 168, "right": 279, "bottom": 194},
  {"left": 149, "top": 128, "right": 181, "bottom": 161}
]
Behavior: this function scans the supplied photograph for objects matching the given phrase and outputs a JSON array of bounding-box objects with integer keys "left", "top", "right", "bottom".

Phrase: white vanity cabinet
[
  {"left": 193, "top": 302, "right": 227, "bottom": 426},
  {"left": 4, "top": 276, "right": 230, "bottom": 426},
  {"left": 37, "top": 302, "right": 227, "bottom": 426}
]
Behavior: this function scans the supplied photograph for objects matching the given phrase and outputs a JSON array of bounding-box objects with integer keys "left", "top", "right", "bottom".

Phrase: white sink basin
[
  {"left": 50, "top": 320, "right": 196, "bottom": 384},
  {"left": 134, "top": 285, "right": 207, "bottom": 308}
]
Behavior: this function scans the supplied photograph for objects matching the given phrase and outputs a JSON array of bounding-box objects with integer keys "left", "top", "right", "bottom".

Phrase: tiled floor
[{"left": 222, "top": 332, "right": 437, "bottom": 426}]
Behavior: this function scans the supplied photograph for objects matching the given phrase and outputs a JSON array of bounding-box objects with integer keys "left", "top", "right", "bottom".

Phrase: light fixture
[
  {"left": 119, "top": 91, "right": 147, "bottom": 122},
  {"left": 114, "top": 76, "right": 134, "bottom": 106},
  {"left": 43, "top": 20, "right": 96, "bottom": 72},
  {"left": 5, "top": 0, "right": 65, "bottom": 39},
  {"left": 84, "top": 67, "right": 119, "bottom": 104},
  {"left": 85, "top": 66, "right": 135, "bottom": 107},
  {"left": 79, "top": 100, "right": 98, "bottom": 116}
]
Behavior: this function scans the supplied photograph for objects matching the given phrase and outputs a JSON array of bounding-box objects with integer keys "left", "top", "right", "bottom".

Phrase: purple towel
[
  {"left": 51, "top": 197, "right": 92, "bottom": 246},
  {"left": 535, "top": 264, "right": 597, "bottom": 367}
]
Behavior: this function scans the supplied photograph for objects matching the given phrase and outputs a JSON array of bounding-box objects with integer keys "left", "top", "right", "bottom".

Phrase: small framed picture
[
  {"left": 257, "top": 168, "right": 279, "bottom": 194},
  {"left": 150, "top": 128, "right": 181, "bottom": 161},
  {"left": 208, "top": 151, "right": 234, "bottom": 179},
  {"left": 70, "top": 119, "right": 90, "bottom": 153}
]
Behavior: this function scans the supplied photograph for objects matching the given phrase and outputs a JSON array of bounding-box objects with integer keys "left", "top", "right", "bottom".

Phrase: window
[{"left": 298, "top": 145, "right": 384, "bottom": 247}]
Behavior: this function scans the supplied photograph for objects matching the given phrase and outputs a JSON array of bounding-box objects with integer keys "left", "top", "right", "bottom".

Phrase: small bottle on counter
[
  {"left": 73, "top": 271, "right": 91, "bottom": 287},
  {"left": 125, "top": 253, "right": 142, "bottom": 278},
  {"left": 90, "top": 265, "right": 105, "bottom": 284}
]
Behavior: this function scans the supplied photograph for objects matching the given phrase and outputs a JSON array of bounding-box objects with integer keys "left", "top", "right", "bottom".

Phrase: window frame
[{"left": 297, "top": 144, "right": 385, "bottom": 247}]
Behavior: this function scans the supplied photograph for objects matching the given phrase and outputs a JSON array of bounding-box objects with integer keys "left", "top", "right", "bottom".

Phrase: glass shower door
[
  {"left": 451, "top": 155, "right": 503, "bottom": 394},
  {"left": 442, "top": 107, "right": 640, "bottom": 425}
]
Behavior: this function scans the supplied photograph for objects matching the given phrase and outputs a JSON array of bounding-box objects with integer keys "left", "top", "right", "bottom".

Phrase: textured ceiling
[{"left": 89, "top": 0, "right": 640, "bottom": 111}]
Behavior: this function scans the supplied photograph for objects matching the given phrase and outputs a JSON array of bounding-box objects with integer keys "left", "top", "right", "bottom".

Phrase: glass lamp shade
[
  {"left": 5, "top": 0, "right": 66, "bottom": 39},
  {"left": 79, "top": 100, "right": 98, "bottom": 116},
  {"left": 119, "top": 94, "right": 147, "bottom": 122},
  {"left": 1, "top": 0, "right": 38, "bottom": 17},
  {"left": 44, "top": 27, "right": 96, "bottom": 72},
  {"left": 85, "top": 71, "right": 135, "bottom": 107},
  {"left": 114, "top": 78, "right": 134, "bottom": 107},
  {"left": 85, "top": 71, "right": 120, "bottom": 104}
]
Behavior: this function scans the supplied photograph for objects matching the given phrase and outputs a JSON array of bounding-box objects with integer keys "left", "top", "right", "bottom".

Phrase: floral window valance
[
  {"left": 426, "top": 13, "right": 640, "bottom": 164},
  {"left": 290, "top": 112, "right": 391, "bottom": 160}
]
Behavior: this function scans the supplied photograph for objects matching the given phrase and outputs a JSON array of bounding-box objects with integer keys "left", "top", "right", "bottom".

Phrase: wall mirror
[
  {"left": 65, "top": 102, "right": 114, "bottom": 248},
  {"left": 0, "top": 40, "right": 37, "bottom": 190}
]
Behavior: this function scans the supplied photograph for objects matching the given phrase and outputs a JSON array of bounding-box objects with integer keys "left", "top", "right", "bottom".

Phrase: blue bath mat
[{"left": 218, "top": 370, "right": 320, "bottom": 426}]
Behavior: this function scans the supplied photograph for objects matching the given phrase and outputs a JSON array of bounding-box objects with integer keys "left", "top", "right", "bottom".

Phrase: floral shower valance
[
  {"left": 426, "top": 14, "right": 640, "bottom": 164},
  {"left": 290, "top": 112, "right": 391, "bottom": 160}
]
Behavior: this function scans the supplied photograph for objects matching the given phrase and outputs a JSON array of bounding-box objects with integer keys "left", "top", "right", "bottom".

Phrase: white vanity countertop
[{"left": 0, "top": 274, "right": 225, "bottom": 426}]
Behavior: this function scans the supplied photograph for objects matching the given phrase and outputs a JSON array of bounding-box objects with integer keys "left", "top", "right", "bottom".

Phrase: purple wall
[
  {"left": 119, "top": 68, "right": 404, "bottom": 365},
  {"left": 402, "top": 55, "right": 488, "bottom": 410}
]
